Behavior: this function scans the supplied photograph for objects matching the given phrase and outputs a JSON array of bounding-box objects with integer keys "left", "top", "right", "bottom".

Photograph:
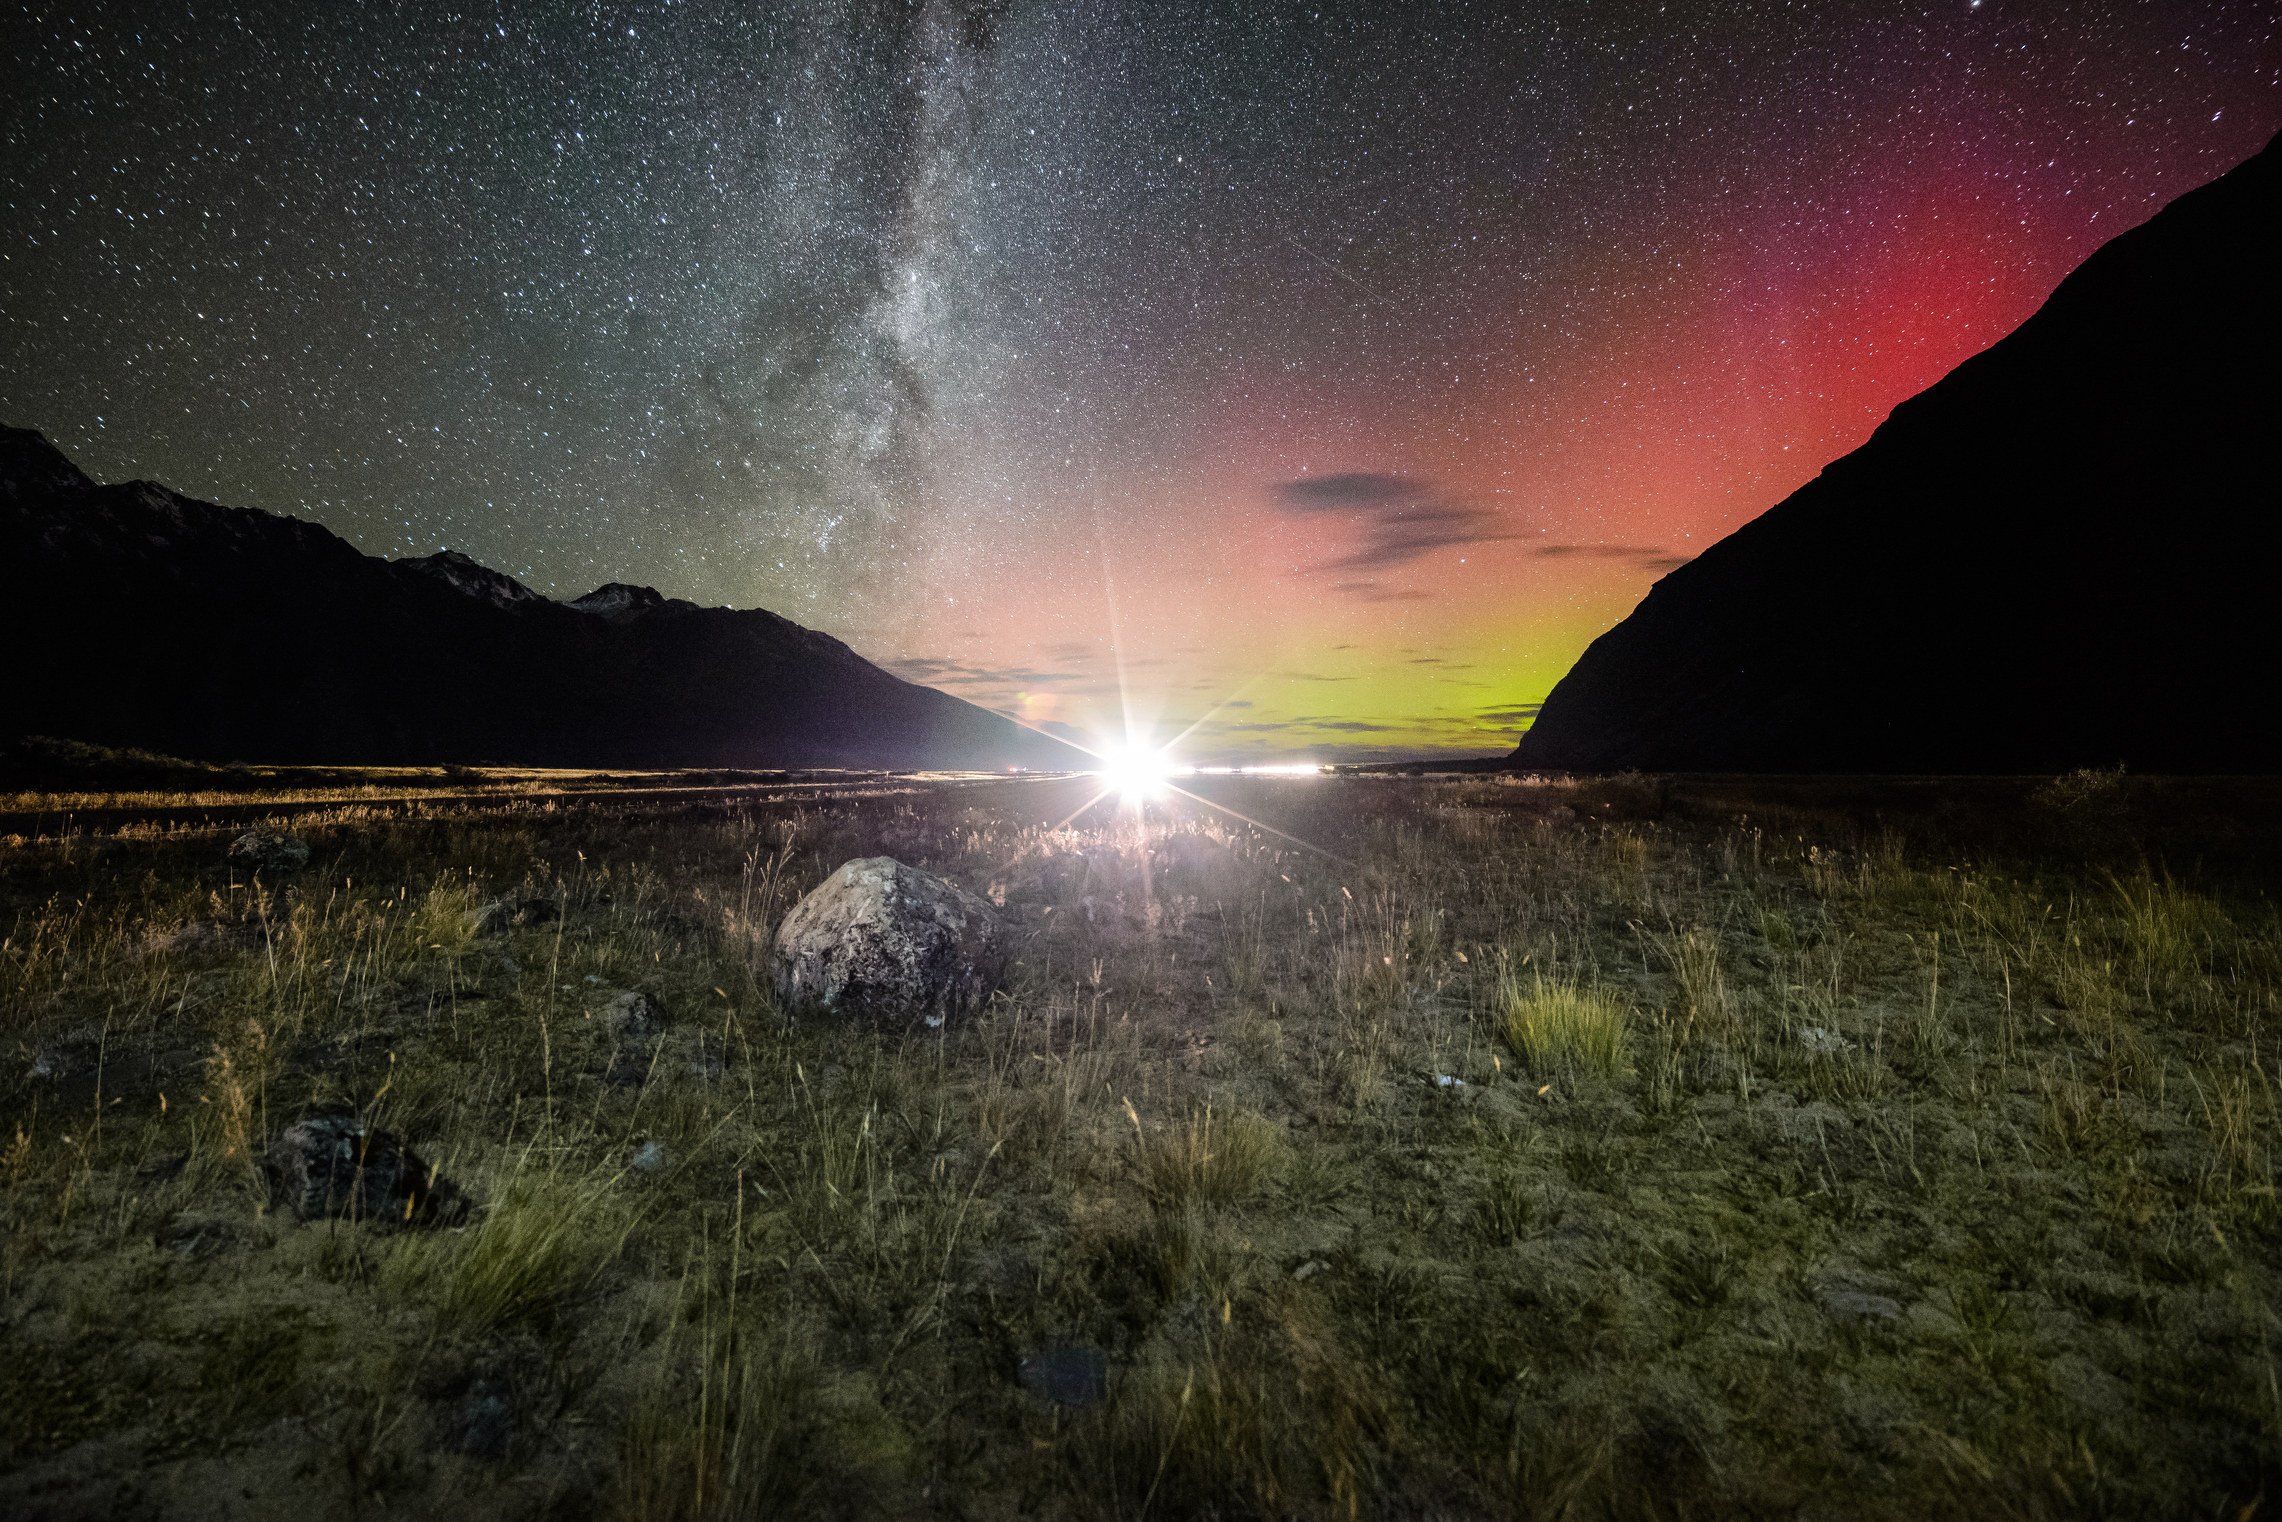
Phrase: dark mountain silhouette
[
  {"left": 0, "top": 429, "right": 1087, "bottom": 772},
  {"left": 1512, "top": 132, "right": 2282, "bottom": 774}
]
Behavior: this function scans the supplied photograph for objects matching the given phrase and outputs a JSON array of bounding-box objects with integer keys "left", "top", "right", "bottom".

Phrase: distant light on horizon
[{"left": 1090, "top": 746, "right": 1328, "bottom": 795}]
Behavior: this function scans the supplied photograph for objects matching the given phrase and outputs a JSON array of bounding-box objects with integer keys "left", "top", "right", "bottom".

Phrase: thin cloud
[
  {"left": 1216, "top": 717, "right": 1398, "bottom": 734},
  {"left": 1278, "top": 471, "right": 1411, "bottom": 509},
  {"left": 1534, "top": 544, "right": 1693, "bottom": 573},
  {"left": 886, "top": 656, "right": 1078, "bottom": 690},
  {"left": 1275, "top": 472, "right": 1514, "bottom": 579},
  {"left": 1331, "top": 578, "right": 1432, "bottom": 602}
]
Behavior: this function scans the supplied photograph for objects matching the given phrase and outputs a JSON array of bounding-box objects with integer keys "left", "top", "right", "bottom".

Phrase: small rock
[
  {"left": 1292, "top": 1258, "right": 1330, "bottom": 1282},
  {"left": 479, "top": 895, "right": 560, "bottom": 932},
  {"left": 602, "top": 990, "right": 661, "bottom": 1038},
  {"left": 1018, "top": 1345, "right": 1108, "bottom": 1408},
  {"left": 227, "top": 828, "right": 310, "bottom": 875},
  {"left": 771, "top": 857, "right": 1009, "bottom": 1025},
  {"left": 1800, "top": 1025, "right": 1851, "bottom": 1056},
  {"left": 268, "top": 1110, "right": 468, "bottom": 1228},
  {"left": 443, "top": 1375, "right": 514, "bottom": 1460}
]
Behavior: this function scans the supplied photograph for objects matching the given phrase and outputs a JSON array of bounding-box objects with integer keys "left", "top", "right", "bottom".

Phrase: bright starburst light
[{"left": 1096, "top": 739, "right": 1179, "bottom": 801}]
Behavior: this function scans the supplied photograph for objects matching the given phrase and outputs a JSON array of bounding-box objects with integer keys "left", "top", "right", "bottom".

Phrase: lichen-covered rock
[
  {"left": 771, "top": 856, "right": 1007, "bottom": 1024},
  {"left": 227, "top": 828, "right": 310, "bottom": 874},
  {"left": 268, "top": 1110, "right": 467, "bottom": 1227},
  {"left": 601, "top": 989, "right": 661, "bottom": 1038}
]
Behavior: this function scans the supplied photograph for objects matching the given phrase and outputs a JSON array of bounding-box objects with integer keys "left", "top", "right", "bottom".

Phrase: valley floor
[{"left": 2, "top": 770, "right": 2279, "bottom": 1519}]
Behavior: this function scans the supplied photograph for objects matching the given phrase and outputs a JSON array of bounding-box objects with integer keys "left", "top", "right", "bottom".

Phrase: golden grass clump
[
  {"left": 408, "top": 873, "right": 489, "bottom": 955},
  {"left": 1135, "top": 1102, "right": 1283, "bottom": 1208},
  {"left": 615, "top": 1320, "right": 822, "bottom": 1522},
  {"left": 1502, "top": 970, "right": 1631, "bottom": 1081},
  {"left": 383, "top": 1164, "right": 626, "bottom": 1334}
]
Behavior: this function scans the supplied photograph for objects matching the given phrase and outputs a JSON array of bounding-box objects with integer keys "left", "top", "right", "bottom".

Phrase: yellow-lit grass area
[
  {"left": 381, "top": 1158, "right": 630, "bottom": 1335},
  {"left": 4, "top": 770, "right": 2282, "bottom": 1519},
  {"left": 1500, "top": 971, "right": 1632, "bottom": 1083},
  {"left": 1134, "top": 1102, "right": 1284, "bottom": 1209}
]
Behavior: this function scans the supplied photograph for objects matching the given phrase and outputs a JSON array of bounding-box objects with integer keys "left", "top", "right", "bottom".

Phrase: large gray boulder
[
  {"left": 227, "top": 828, "right": 310, "bottom": 874},
  {"left": 771, "top": 857, "right": 1008, "bottom": 1024},
  {"left": 267, "top": 1110, "right": 468, "bottom": 1227}
]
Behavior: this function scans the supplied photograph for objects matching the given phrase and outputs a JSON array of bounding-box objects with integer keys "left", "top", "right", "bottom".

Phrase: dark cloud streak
[{"left": 1274, "top": 472, "right": 1513, "bottom": 583}]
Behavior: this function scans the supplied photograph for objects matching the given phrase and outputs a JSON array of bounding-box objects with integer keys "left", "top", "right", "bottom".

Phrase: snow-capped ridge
[{"left": 397, "top": 549, "right": 547, "bottom": 609}]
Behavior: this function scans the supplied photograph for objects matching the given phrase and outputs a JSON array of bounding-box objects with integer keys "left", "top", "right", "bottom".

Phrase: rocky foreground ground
[{"left": 3, "top": 771, "right": 2279, "bottom": 1519}]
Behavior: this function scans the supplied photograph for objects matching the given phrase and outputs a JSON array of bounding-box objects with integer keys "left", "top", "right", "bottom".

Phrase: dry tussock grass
[{"left": 3, "top": 770, "right": 2281, "bottom": 1518}]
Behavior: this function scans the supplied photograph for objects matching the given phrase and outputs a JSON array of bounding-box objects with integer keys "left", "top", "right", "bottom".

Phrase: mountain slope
[
  {"left": 0, "top": 430, "right": 1086, "bottom": 772},
  {"left": 1512, "top": 133, "right": 2282, "bottom": 774}
]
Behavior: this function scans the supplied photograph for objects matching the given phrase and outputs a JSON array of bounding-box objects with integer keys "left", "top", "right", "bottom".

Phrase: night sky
[{"left": 4, "top": 2, "right": 2276, "bottom": 760}]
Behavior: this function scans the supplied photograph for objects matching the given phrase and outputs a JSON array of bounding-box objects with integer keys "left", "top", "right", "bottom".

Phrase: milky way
[{"left": 4, "top": 1, "right": 2276, "bottom": 758}]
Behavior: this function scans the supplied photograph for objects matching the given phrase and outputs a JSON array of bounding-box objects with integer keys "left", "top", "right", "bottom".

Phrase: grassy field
[{"left": 3, "top": 769, "right": 2279, "bottom": 1519}]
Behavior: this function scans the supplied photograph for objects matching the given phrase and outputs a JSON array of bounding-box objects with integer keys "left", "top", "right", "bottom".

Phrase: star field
[{"left": 3, "top": 1, "right": 2276, "bottom": 757}]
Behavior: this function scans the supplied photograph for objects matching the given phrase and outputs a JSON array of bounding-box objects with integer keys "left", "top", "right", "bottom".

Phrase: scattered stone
[
  {"left": 601, "top": 989, "right": 660, "bottom": 1038},
  {"left": 443, "top": 1375, "right": 514, "bottom": 1460},
  {"left": 226, "top": 828, "right": 310, "bottom": 875},
  {"left": 771, "top": 857, "right": 1008, "bottom": 1025},
  {"left": 1018, "top": 1345, "right": 1108, "bottom": 1408},
  {"left": 267, "top": 1110, "right": 469, "bottom": 1227},
  {"left": 1799, "top": 1025, "right": 1851, "bottom": 1056}
]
